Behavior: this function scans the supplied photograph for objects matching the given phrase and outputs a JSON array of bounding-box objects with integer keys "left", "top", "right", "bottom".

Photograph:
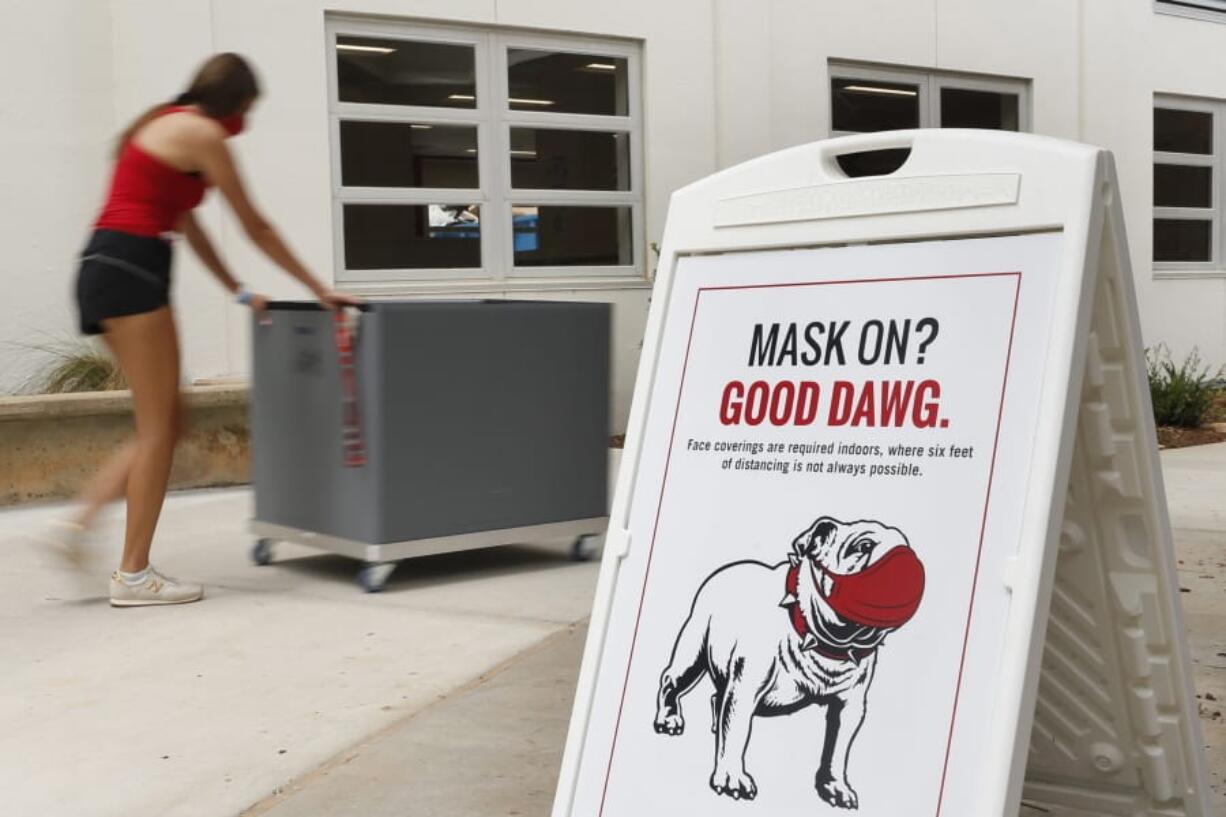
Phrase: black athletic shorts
[{"left": 75, "top": 229, "right": 173, "bottom": 335}]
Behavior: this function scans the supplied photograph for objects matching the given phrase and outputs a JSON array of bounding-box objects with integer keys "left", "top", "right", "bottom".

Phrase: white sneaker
[{"left": 109, "top": 566, "right": 204, "bottom": 607}]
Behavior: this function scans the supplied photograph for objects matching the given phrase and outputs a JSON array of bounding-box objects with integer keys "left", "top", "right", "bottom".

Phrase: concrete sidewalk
[
  {"left": 0, "top": 489, "right": 600, "bottom": 817},
  {"left": 1159, "top": 443, "right": 1226, "bottom": 814},
  {"left": 246, "top": 624, "right": 588, "bottom": 817},
  {"left": 2, "top": 444, "right": 1225, "bottom": 816}
]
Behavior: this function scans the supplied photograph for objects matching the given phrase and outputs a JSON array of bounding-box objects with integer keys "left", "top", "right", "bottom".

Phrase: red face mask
[
  {"left": 816, "top": 545, "right": 925, "bottom": 629},
  {"left": 217, "top": 112, "right": 246, "bottom": 137}
]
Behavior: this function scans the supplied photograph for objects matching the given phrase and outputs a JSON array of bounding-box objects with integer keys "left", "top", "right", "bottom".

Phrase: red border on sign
[{"left": 597, "top": 271, "right": 1024, "bottom": 817}]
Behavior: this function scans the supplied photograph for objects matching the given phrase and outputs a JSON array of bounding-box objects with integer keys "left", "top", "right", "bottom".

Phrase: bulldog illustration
[{"left": 653, "top": 516, "right": 925, "bottom": 809}]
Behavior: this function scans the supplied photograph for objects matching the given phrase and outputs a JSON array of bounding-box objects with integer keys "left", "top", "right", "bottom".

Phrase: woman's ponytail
[{"left": 112, "top": 53, "right": 258, "bottom": 158}]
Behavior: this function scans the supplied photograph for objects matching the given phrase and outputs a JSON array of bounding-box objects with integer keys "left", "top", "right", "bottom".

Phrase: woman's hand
[
  {"left": 243, "top": 292, "right": 273, "bottom": 325},
  {"left": 315, "top": 287, "right": 364, "bottom": 311}
]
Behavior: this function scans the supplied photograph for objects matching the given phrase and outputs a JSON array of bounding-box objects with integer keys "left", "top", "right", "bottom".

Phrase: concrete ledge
[
  {"left": 0, "top": 385, "right": 250, "bottom": 506},
  {"left": 0, "top": 384, "right": 246, "bottom": 421}
]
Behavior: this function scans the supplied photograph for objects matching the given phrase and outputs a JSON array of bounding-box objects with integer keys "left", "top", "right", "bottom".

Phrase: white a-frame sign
[{"left": 553, "top": 131, "right": 1213, "bottom": 817}]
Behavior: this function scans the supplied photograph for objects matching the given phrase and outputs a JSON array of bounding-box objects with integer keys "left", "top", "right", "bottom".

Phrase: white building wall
[
  {"left": 4, "top": 0, "right": 718, "bottom": 431},
  {"left": 1074, "top": 0, "right": 1226, "bottom": 366},
  {"left": 935, "top": 0, "right": 1080, "bottom": 139},
  {"left": 1143, "top": 9, "right": 1226, "bottom": 363},
  {"left": 5, "top": 1, "right": 1226, "bottom": 420},
  {"left": 0, "top": 1, "right": 116, "bottom": 391}
]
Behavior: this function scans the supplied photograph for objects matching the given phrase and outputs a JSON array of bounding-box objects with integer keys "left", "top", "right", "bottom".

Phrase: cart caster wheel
[
  {"left": 570, "top": 535, "right": 600, "bottom": 562},
  {"left": 252, "top": 538, "right": 275, "bottom": 566},
  {"left": 359, "top": 563, "right": 395, "bottom": 593}
]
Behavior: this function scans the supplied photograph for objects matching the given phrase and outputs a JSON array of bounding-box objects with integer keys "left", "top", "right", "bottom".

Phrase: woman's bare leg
[
  {"left": 71, "top": 440, "right": 137, "bottom": 529},
  {"left": 70, "top": 374, "right": 187, "bottom": 530},
  {"left": 100, "top": 307, "right": 181, "bottom": 573}
]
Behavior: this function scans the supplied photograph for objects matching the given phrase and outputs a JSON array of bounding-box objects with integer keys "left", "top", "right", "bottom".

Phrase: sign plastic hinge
[{"left": 605, "top": 527, "right": 632, "bottom": 560}]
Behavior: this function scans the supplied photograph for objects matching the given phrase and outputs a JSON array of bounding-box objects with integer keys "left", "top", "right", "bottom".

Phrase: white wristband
[{"left": 236, "top": 288, "right": 254, "bottom": 306}]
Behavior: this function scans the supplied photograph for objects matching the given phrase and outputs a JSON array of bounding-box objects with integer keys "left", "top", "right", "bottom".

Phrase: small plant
[
  {"left": 18, "top": 337, "right": 126, "bottom": 394},
  {"left": 1146, "top": 344, "right": 1222, "bottom": 429}
]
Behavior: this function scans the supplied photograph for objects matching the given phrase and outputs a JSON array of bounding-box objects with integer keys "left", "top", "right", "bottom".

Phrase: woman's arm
[
  {"left": 179, "top": 213, "right": 269, "bottom": 312},
  {"left": 195, "top": 132, "right": 359, "bottom": 308},
  {"left": 179, "top": 212, "right": 240, "bottom": 293}
]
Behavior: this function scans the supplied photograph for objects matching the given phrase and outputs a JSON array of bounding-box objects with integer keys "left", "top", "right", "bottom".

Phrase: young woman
[{"left": 56, "top": 52, "right": 358, "bottom": 606}]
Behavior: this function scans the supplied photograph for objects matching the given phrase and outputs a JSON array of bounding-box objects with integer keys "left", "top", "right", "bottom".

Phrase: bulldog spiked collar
[
  {"left": 781, "top": 562, "right": 877, "bottom": 665},
  {"left": 780, "top": 545, "right": 925, "bottom": 664}
]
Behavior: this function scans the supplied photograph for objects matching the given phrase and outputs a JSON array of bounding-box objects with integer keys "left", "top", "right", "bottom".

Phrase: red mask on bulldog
[{"left": 815, "top": 545, "right": 925, "bottom": 629}]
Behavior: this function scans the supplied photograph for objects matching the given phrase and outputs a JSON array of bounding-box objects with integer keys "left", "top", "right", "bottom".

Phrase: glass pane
[
  {"left": 337, "top": 36, "right": 476, "bottom": 108},
  {"left": 831, "top": 78, "right": 920, "bottom": 132},
  {"left": 344, "top": 204, "right": 481, "bottom": 269},
  {"left": 512, "top": 206, "right": 632, "bottom": 267},
  {"left": 1154, "top": 107, "right": 1213, "bottom": 155},
  {"left": 340, "top": 122, "right": 478, "bottom": 188},
  {"left": 940, "top": 87, "right": 1020, "bottom": 131},
  {"left": 507, "top": 50, "right": 628, "bottom": 115},
  {"left": 1154, "top": 163, "right": 1212, "bottom": 208},
  {"left": 1153, "top": 219, "right": 1213, "bottom": 263},
  {"left": 509, "top": 128, "right": 630, "bottom": 191}
]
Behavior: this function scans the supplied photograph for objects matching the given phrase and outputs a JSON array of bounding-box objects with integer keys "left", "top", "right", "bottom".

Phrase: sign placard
[{"left": 553, "top": 131, "right": 1212, "bottom": 817}]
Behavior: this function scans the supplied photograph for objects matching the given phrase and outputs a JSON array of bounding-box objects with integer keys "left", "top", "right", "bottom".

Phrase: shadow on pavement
[{"left": 258, "top": 542, "right": 588, "bottom": 594}]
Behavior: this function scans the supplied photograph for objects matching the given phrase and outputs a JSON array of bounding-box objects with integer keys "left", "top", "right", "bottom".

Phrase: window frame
[
  {"left": 1153, "top": 94, "right": 1223, "bottom": 275},
  {"left": 325, "top": 17, "right": 645, "bottom": 286},
  {"left": 828, "top": 63, "right": 931, "bottom": 138},
  {"left": 931, "top": 73, "right": 1030, "bottom": 131},
  {"left": 493, "top": 30, "right": 644, "bottom": 280},
  {"left": 827, "top": 62, "right": 1032, "bottom": 138}
]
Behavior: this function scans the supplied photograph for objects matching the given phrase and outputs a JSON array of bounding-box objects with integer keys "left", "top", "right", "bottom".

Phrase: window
[
  {"left": 327, "top": 20, "right": 643, "bottom": 283},
  {"left": 1156, "top": 1, "right": 1226, "bottom": 22},
  {"left": 1154, "top": 98, "right": 1222, "bottom": 270},
  {"left": 829, "top": 64, "right": 1029, "bottom": 138}
]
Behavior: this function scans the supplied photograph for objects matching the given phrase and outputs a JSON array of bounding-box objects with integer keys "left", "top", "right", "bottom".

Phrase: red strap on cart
[{"left": 333, "top": 310, "right": 367, "bottom": 468}]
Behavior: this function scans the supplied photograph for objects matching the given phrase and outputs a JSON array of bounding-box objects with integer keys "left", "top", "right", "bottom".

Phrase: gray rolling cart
[{"left": 248, "top": 300, "right": 610, "bottom": 591}]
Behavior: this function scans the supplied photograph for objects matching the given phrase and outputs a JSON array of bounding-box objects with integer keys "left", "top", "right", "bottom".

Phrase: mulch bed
[
  {"left": 1157, "top": 426, "right": 1226, "bottom": 449},
  {"left": 1207, "top": 392, "right": 1226, "bottom": 425}
]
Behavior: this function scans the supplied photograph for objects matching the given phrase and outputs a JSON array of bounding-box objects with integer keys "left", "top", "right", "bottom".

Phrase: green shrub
[
  {"left": 1146, "top": 345, "right": 1222, "bottom": 428},
  {"left": 19, "top": 338, "right": 126, "bottom": 394}
]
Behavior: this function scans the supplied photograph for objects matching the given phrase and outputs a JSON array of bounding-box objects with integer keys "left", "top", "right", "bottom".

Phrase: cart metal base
[{"left": 249, "top": 516, "right": 608, "bottom": 592}]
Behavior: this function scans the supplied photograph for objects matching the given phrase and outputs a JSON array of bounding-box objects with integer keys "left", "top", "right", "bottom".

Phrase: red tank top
[{"left": 94, "top": 106, "right": 208, "bottom": 238}]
